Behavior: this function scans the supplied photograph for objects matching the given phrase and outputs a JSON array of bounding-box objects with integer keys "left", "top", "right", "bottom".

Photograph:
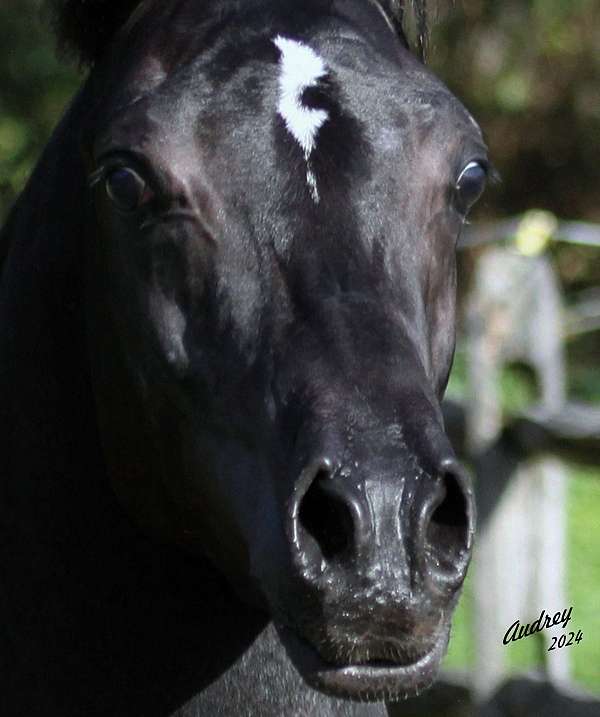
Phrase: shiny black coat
[{"left": 0, "top": 1, "right": 484, "bottom": 714}]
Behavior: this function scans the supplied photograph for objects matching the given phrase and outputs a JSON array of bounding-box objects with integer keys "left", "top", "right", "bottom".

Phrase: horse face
[{"left": 85, "top": 0, "right": 484, "bottom": 701}]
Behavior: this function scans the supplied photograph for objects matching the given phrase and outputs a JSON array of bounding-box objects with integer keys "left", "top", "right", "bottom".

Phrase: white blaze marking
[{"left": 273, "top": 35, "right": 329, "bottom": 203}]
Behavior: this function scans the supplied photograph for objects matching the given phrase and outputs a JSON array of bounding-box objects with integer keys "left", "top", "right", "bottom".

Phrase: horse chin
[{"left": 275, "top": 622, "right": 450, "bottom": 703}]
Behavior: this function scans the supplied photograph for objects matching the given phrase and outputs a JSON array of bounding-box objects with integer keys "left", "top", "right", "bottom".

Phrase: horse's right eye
[
  {"left": 455, "top": 161, "right": 487, "bottom": 214},
  {"left": 105, "top": 167, "right": 150, "bottom": 212}
]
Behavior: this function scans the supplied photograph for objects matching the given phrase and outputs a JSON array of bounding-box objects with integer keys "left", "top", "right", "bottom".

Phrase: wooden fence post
[{"left": 465, "top": 247, "right": 570, "bottom": 700}]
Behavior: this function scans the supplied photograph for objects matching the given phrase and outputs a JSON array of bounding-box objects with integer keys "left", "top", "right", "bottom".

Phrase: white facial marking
[{"left": 273, "top": 35, "right": 329, "bottom": 203}]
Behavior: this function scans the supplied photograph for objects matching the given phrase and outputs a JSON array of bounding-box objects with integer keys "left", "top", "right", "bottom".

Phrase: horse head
[{"left": 45, "top": 0, "right": 487, "bottom": 702}]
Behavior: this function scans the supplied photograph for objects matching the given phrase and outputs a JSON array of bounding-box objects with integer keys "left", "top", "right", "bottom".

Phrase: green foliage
[
  {"left": 431, "top": 0, "right": 600, "bottom": 222},
  {"left": 0, "top": 0, "right": 80, "bottom": 222}
]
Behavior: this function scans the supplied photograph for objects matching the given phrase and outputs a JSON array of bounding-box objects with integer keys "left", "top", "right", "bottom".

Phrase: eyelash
[{"left": 88, "top": 165, "right": 108, "bottom": 189}]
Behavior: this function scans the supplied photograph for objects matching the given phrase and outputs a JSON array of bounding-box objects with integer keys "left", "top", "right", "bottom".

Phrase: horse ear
[{"left": 45, "top": 0, "right": 145, "bottom": 65}]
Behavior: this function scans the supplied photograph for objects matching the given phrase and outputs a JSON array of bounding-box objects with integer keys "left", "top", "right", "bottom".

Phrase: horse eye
[
  {"left": 105, "top": 167, "right": 149, "bottom": 212},
  {"left": 455, "top": 161, "right": 487, "bottom": 212}
]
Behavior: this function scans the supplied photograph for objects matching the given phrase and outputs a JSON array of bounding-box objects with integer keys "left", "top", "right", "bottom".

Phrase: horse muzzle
[{"left": 272, "top": 430, "right": 475, "bottom": 701}]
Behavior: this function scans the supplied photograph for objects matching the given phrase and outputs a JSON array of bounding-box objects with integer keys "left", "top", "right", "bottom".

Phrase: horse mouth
[{"left": 276, "top": 623, "right": 450, "bottom": 702}]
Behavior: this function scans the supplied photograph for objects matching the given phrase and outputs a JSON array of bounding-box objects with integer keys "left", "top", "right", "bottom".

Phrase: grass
[
  {"left": 567, "top": 466, "right": 600, "bottom": 691},
  {"left": 443, "top": 570, "right": 474, "bottom": 670}
]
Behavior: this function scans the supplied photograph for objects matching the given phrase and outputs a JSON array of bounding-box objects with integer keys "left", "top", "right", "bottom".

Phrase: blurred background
[
  {"left": 1, "top": 0, "right": 599, "bottom": 713},
  {"left": 432, "top": 2, "right": 600, "bottom": 710}
]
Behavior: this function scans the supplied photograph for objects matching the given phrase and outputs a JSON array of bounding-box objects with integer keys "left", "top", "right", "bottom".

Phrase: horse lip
[{"left": 276, "top": 622, "right": 449, "bottom": 701}]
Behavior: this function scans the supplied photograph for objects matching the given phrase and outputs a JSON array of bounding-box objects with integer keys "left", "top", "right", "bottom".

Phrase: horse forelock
[
  {"left": 45, "top": 0, "right": 436, "bottom": 66},
  {"left": 45, "top": 0, "right": 148, "bottom": 65}
]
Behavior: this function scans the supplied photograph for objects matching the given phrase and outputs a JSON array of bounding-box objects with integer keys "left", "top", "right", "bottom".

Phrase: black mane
[{"left": 45, "top": 0, "right": 433, "bottom": 66}]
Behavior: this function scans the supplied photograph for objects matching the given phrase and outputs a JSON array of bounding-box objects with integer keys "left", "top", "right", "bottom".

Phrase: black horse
[{"left": 0, "top": 1, "right": 488, "bottom": 715}]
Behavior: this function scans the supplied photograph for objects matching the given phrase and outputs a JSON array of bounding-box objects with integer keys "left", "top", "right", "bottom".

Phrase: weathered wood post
[{"left": 466, "top": 239, "right": 570, "bottom": 700}]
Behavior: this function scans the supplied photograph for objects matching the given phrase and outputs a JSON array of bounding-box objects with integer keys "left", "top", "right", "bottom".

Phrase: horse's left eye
[
  {"left": 455, "top": 161, "right": 487, "bottom": 213},
  {"left": 105, "top": 167, "right": 149, "bottom": 212}
]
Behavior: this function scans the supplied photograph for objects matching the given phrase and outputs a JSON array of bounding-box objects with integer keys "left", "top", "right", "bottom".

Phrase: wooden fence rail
[{"left": 460, "top": 215, "right": 600, "bottom": 250}]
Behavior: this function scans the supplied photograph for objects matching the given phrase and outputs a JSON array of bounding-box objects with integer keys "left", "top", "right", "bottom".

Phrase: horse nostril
[
  {"left": 297, "top": 469, "right": 355, "bottom": 562},
  {"left": 424, "top": 467, "right": 474, "bottom": 582}
]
